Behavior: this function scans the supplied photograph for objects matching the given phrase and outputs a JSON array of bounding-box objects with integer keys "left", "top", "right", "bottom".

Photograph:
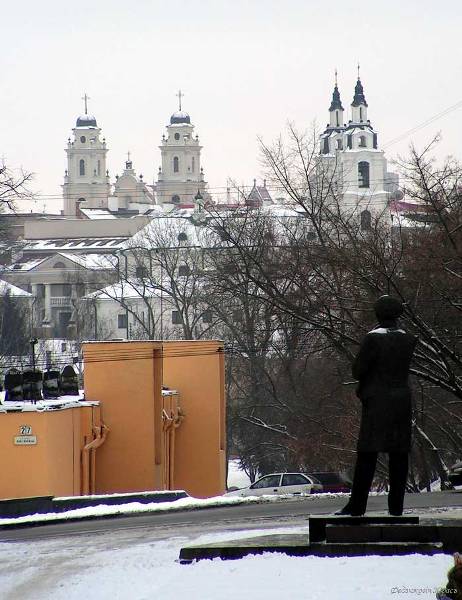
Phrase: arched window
[
  {"left": 173, "top": 156, "right": 179, "bottom": 173},
  {"left": 359, "top": 136, "right": 367, "bottom": 148},
  {"left": 337, "top": 138, "right": 343, "bottom": 150},
  {"left": 360, "top": 210, "right": 372, "bottom": 231},
  {"left": 79, "top": 159, "right": 85, "bottom": 176},
  {"left": 360, "top": 107, "right": 363, "bottom": 121},
  {"left": 53, "top": 262, "right": 65, "bottom": 269},
  {"left": 97, "top": 160, "right": 101, "bottom": 176},
  {"left": 171, "top": 195, "right": 180, "bottom": 204},
  {"left": 358, "top": 161, "right": 370, "bottom": 188},
  {"left": 178, "top": 232, "right": 188, "bottom": 242},
  {"left": 192, "top": 156, "right": 195, "bottom": 173}
]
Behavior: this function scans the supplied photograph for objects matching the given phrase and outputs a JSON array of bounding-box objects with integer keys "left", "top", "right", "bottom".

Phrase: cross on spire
[
  {"left": 176, "top": 89, "right": 184, "bottom": 111},
  {"left": 82, "top": 93, "right": 90, "bottom": 115},
  {"left": 127, "top": 150, "right": 131, "bottom": 162},
  {"left": 357, "top": 62, "right": 361, "bottom": 80},
  {"left": 335, "top": 68, "right": 338, "bottom": 87}
]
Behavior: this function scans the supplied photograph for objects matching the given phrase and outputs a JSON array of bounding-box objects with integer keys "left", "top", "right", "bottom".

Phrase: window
[
  {"left": 202, "top": 310, "right": 212, "bottom": 324},
  {"left": 50, "top": 283, "right": 72, "bottom": 297},
  {"left": 136, "top": 266, "right": 148, "bottom": 278},
  {"left": 359, "top": 135, "right": 367, "bottom": 148},
  {"left": 174, "top": 133, "right": 180, "bottom": 141},
  {"left": 251, "top": 475, "right": 281, "bottom": 490},
  {"left": 358, "top": 161, "right": 370, "bottom": 188},
  {"left": 80, "top": 136, "right": 86, "bottom": 143},
  {"left": 172, "top": 310, "right": 182, "bottom": 325},
  {"left": 97, "top": 160, "right": 101, "bottom": 176},
  {"left": 191, "top": 156, "right": 195, "bottom": 173},
  {"left": 53, "top": 262, "right": 65, "bottom": 269},
  {"left": 178, "top": 264, "right": 190, "bottom": 277},
  {"left": 173, "top": 156, "right": 179, "bottom": 173},
  {"left": 282, "top": 474, "right": 308, "bottom": 486},
  {"left": 178, "top": 232, "right": 188, "bottom": 242},
  {"left": 79, "top": 159, "right": 85, "bottom": 176},
  {"left": 360, "top": 210, "right": 372, "bottom": 231},
  {"left": 336, "top": 110, "right": 339, "bottom": 127},
  {"left": 360, "top": 107, "right": 363, "bottom": 121},
  {"left": 171, "top": 195, "right": 180, "bottom": 204},
  {"left": 337, "top": 139, "right": 343, "bottom": 150},
  {"left": 323, "top": 138, "right": 329, "bottom": 154},
  {"left": 118, "top": 314, "right": 128, "bottom": 329},
  {"left": 61, "top": 342, "right": 67, "bottom": 353},
  {"left": 347, "top": 134, "right": 353, "bottom": 149}
]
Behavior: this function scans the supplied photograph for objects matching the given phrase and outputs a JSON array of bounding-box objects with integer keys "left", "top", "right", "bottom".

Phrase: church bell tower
[{"left": 63, "top": 94, "right": 111, "bottom": 216}]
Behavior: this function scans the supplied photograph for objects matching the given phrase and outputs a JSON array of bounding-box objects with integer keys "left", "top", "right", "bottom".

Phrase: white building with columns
[{"left": 319, "top": 74, "right": 399, "bottom": 219}]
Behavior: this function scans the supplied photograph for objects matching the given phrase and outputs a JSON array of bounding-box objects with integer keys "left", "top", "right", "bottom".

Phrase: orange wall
[
  {"left": 82, "top": 340, "right": 226, "bottom": 498},
  {"left": 162, "top": 341, "right": 226, "bottom": 498},
  {"left": 83, "top": 342, "right": 162, "bottom": 494},
  {"left": 0, "top": 406, "right": 94, "bottom": 499}
]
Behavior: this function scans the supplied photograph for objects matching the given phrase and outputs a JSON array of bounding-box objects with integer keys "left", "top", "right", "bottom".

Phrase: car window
[
  {"left": 251, "top": 475, "right": 281, "bottom": 489},
  {"left": 282, "top": 474, "right": 308, "bottom": 486}
]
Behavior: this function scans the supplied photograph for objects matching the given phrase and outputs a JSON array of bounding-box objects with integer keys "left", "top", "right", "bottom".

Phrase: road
[{"left": 1, "top": 490, "right": 461, "bottom": 544}]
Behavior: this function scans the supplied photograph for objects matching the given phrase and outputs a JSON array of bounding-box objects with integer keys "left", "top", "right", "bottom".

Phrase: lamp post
[{"left": 30, "top": 337, "right": 38, "bottom": 404}]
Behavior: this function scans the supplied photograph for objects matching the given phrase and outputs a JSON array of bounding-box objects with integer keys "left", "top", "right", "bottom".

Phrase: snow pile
[
  {"left": 0, "top": 525, "right": 454, "bottom": 600},
  {"left": 0, "top": 494, "right": 286, "bottom": 527}
]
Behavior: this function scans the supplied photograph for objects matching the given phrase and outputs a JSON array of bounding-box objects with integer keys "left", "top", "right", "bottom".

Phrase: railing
[{"left": 50, "top": 297, "right": 73, "bottom": 307}]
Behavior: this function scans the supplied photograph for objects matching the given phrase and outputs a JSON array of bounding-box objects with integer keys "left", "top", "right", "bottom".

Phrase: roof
[
  {"left": 329, "top": 85, "right": 344, "bottom": 111},
  {"left": 79, "top": 209, "right": 117, "bottom": 220},
  {"left": 85, "top": 279, "right": 167, "bottom": 301},
  {"left": 170, "top": 111, "right": 191, "bottom": 125},
  {"left": 22, "top": 237, "right": 128, "bottom": 252},
  {"left": 76, "top": 115, "right": 97, "bottom": 128},
  {"left": 0, "top": 280, "right": 32, "bottom": 297}
]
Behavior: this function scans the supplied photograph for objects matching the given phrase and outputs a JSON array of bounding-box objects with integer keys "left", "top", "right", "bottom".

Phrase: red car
[{"left": 308, "top": 472, "right": 351, "bottom": 493}]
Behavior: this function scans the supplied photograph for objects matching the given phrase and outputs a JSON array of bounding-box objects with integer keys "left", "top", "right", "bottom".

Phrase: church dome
[
  {"left": 76, "top": 114, "right": 98, "bottom": 128},
  {"left": 170, "top": 111, "right": 191, "bottom": 125}
]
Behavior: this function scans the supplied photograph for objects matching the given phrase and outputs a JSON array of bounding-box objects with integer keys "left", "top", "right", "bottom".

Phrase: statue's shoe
[{"left": 334, "top": 506, "right": 365, "bottom": 516}]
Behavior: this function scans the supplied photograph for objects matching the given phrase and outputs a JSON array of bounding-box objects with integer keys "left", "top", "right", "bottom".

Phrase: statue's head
[{"left": 374, "top": 295, "right": 403, "bottom": 322}]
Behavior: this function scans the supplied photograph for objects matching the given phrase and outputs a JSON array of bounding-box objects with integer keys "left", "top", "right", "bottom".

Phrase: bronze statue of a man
[{"left": 337, "top": 295, "right": 417, "bottom": 516}]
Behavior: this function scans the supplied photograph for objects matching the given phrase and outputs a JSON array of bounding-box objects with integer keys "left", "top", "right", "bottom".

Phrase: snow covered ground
[{"left": 0, "top": 523, "right": 455, "bottom": 600}]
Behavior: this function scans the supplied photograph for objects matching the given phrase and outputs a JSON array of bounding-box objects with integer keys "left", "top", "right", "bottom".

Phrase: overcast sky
[{"left": 2, "top": 0, "right": 462, "bottom": 213}]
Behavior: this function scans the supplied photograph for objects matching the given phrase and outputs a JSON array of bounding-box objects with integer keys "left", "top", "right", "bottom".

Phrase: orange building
[{"left": 0, "top": 340, "right": 226, "bottom": 501}]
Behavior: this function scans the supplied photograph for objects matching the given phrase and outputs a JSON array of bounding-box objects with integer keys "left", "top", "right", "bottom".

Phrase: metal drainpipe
[{"left": 82, "top": 424, "right": 109, "bottom": 495}]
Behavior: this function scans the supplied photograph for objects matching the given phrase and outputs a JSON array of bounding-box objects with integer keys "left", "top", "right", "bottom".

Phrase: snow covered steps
[
  {"left": 179, "top": 515, "right": 461, "bottom": 562},
  {"left": 309, "top": 515, "right": 460, "bottom": 557}
]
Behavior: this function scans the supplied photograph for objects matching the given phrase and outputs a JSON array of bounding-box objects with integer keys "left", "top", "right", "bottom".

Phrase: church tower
[
  {"left": 319, "top": 69, "right": 398, "bottom": 216},
  {"left": 154, "top": 91, "right": 207, "bottom": 208},
  {"left": 63, "top": 95, "right": 111, "bottom": 216}
]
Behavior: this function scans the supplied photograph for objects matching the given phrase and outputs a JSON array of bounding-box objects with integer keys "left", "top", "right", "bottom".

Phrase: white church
[
  {"left": 62, "top": 92, "right": 208, "bottom": 218},
  {"left": 319, "top": 71, "right": 400, "bottom": 224}
]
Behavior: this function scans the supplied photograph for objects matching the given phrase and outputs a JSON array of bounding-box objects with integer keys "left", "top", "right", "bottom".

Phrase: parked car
[
  {"left": 448, "top": 460, "right": 462, "bottom": 488},
  {"left": 225, "top": 472, "right": 323, "bottom": 497},
  {"left": 308, "top": 471, "right": 351, "bottom": 493}
]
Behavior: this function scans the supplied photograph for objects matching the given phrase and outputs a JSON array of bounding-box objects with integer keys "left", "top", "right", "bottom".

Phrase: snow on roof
[
  {"left": 0, "top": 393, "right": 99, "bottom": 413},
  {"left": 79, "top": 209, "right": 117, "bottom": 220},
  {"left": 0, "top": 280, "right": 32, "bottom": 297},
  {"left": 22, "top": 237, "right": 128, "bottom": 252},
  {"left": 84, "top": 279, "right": 168, "bottom": 300},
  {"left": 5, "top": 257, "right": 47, "bottom": 271},
  {"left": 59, "top": 253, "right": 117, "bottom": 270}
]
